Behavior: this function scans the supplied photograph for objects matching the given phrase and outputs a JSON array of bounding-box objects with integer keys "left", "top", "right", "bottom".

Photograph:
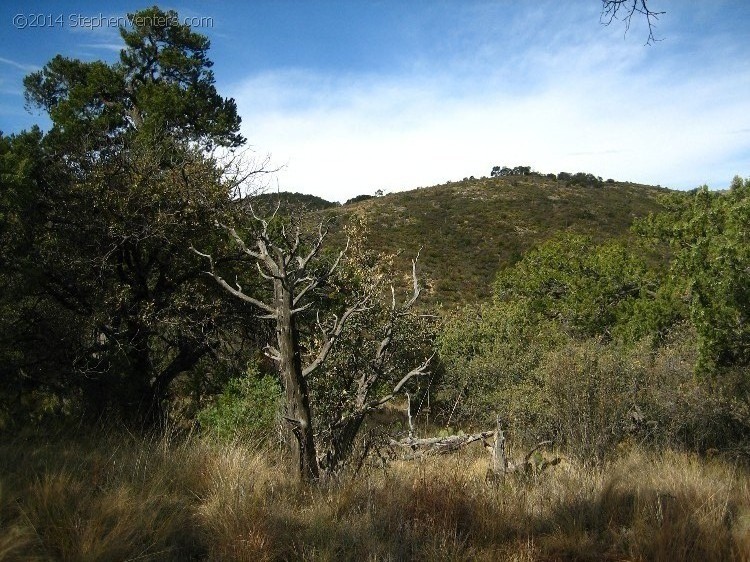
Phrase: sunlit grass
[{"left": 1, "top": 430, "right": 748, "bottom": 561}]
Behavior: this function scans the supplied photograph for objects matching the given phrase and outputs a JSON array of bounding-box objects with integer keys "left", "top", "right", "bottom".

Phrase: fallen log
[{"left": 390, "top": 430, "right": 495, "bottom": 455}]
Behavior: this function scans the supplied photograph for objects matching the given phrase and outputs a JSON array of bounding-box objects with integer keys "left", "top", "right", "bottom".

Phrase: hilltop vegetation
[
  {"left": 304, "top": 175, "right": 666, "bottom": 305},
  {"left": 252, "top": 191, "right": 339, "bottom": 214}
]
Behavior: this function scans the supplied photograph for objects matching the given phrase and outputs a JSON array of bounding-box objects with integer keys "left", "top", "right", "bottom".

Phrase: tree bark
[
  {"left": 274, "top": 275, "right": 319, "bottom": 481},
  {"left": 323, "top": 412, "right": 366, "bottom": 473}
]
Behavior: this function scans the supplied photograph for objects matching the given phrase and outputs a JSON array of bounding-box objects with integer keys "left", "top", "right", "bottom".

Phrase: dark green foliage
[
  {"left": 494, "top": 233, "right": 672, "bottom": 340},
  {"left": 491, "top": 165, "right": 531, "bottom": 177},
  {"left": 24, "top": 7, "right": 244, "bottom": 151},
  {"left": 637, "top": 178, "right": 750, "bottom": 373},
  {"left": 491, "top": 166, "right": 512, "bottom": 177},
  {"left": 253, "top": 191, "right": 339, "bottom": 214},
  {"left": 119, "top": 7, "right": 244, "bottom": 148},
  {"left": 556, "top": 171, "right": 603, "bottom": 187},
  {"left": 344, "top": 193, "right": 376, "bottom": 205},
  {"left": 197, "top": 367, "right": 281, "bottom": 441},
  {"left": 0, "top": 128, "right": 87, "bottom": 426},
  {"left": 2, "top": 7, "right": 251, "bottom": 427},
  {"left": 568, "top": 172, "right": 603, "bottom": 188},
  {"left": 0, "top": 132, "right": 243, "bottom": 426}
]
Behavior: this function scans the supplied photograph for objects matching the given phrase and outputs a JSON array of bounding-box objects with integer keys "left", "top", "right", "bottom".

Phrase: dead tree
[
  {"left": 391, "top": 431, "right": 496, "bottom": 457},
  {"left": 600, "top": 0, "right": 665, "bottom": 45},
  {"left": 194, "top": 207, "right": 431, "bottom": 482}
]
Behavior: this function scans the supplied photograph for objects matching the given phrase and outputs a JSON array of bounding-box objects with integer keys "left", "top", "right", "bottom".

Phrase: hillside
[
  {"left": 252, "top": 191, "right": 340, "bottom": 213},
  {"left": 263, "top": 176, "right": 669, "bottom": 307}
]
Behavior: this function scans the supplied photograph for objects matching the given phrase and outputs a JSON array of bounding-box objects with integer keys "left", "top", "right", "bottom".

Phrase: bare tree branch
[
  {"left": 293, "top": 236, "right": 350, "bottom": 307},
  {"left": 302, "top": 296, "right": 371, "bottom": 378},
  {"left": 207, "top": 273, "right": 277, "bottom": 315},
  {"left": 524, "top": 440, "right": 554, "bottom": 467},
  {"left": 365, "top": 353, "right": 434, "bottom": 411},
  {"left": 600, "top": 0, "right": 665, "bottom": 45},
  {"left": 402, "top": 247, "right": 422, "bottom": 311},
  {"left": 391, "top": 430, "right": 495, "bottom": 455},
  {"left": 290, "top": 301, "right": 315, "bottom": 315},
  {"left": 255, "top": 262, "right": 277, "bottom": 281},
  {"left": 264, "top": 344, "right": 281, "bottom": 362},
  {"left": 369, "top": 250, "right": 423, "bottom": 377},
  {"left": 217, "top": 222, "right": 262, "bottom": 261},
  {"left": 295, "top": 222, "right": 327, "bottom": 272},
  {"left": 190, "top": 246, "right": 276, "bottom": 315}
]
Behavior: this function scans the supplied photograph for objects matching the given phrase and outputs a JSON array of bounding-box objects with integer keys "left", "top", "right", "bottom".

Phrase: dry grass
[{"left": 1, "top": 430, "right": 748, "bottom": 561}]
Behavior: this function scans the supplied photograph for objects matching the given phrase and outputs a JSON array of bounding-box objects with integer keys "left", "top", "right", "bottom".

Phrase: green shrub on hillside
[
  {"left": 637, "top": 177, "right": 750, "bottom": 373},
  {"left": 437, "top": 300, "right": 566, "bottom": 428},
  {"left": 197, "top": 366, "right": 281, "bottom": 441},
  {"left": 436, "top": 185, "right": 750, "bottom": 459},
  {"left": 344, "top": 194, "right": 375, "bottom": 205}
]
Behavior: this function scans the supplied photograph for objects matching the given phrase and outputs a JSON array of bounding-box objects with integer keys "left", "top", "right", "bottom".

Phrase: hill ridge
[{"left": 265, "top": 176, "right": 669, "bottom": 306}]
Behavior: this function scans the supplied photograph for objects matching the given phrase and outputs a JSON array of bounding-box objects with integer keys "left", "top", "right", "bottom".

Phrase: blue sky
[{"left": 1, "top": 1, "right": 749, "bottom": 202}]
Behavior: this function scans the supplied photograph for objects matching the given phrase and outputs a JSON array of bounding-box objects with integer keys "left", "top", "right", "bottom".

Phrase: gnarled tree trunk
[
  {"left": 194, "top": 209, "right": 431, "bottom": 483},
  {"left": 273, "top": 274, "right": 319, "bottom": 481}
]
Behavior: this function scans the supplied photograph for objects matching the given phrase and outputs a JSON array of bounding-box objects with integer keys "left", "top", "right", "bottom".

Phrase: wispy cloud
[
  {"left": 568, "top": 150, "right": 623, "bottom": 156},
  {"left": 230, "top": 8, "right": 750, "bottom": 202},
  {"left": 0, "top": 56, "right": 38, "bottom": 72},
  {"left": 3, "top": 1, "right": 734, "bottom": 199},
  {"left": 78, "top": 43, "right": 123, "bottom": 52}
]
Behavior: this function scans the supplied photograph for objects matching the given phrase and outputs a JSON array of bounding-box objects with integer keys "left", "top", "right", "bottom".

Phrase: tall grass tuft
[{"left": 1, "top": 428, "right": 748, "bottom": 561}]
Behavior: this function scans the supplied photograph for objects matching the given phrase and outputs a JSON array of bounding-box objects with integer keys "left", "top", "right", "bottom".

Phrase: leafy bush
[
  {"left": 534, "top": 338, "right": 638, "bottom": 462},
  {"left": 436, "top": 300, "right": 566, "bottom": 429},
  {"left": 197, "top": 367, "right": 281, "bottom": 441},
  {"left": 494, "top": 234, "right": 670, "bottom": 340},
  {"left": 439, "top": 307, "right": 750, "bottom": 462},
  {"left": 637, "top": 177, "right": 750, "bottom": 373},
  {"left": 641, "top": 324, "right": 750, "bottom": 453},
  {"left": 536, "top": 324, "right": 750, "bottom": 460},
  {"left": 437, "top": 212, "right": 750, "bottom": 459}
]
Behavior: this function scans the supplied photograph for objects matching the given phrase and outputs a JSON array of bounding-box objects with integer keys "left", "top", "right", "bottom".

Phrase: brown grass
[{"left": 1, "top": 430, "right": 748, "bottom": 561}]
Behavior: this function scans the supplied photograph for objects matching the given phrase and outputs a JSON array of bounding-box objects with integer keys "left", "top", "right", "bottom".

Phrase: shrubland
[
  {"left": 1, "top": 5, "right": 750, "bottom": 559},
  {"left": 437, "top": 180, "right": 750, "bottom": 461}
]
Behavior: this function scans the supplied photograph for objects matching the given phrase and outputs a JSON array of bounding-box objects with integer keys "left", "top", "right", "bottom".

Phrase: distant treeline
[{"left": 491, "top": 165, "right": 615, "bottom": 187}]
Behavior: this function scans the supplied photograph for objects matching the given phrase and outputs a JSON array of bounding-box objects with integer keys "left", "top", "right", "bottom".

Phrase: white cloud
[
  {"left": 0, "top": 56, "right": 38, "bottom": 72},
  {"left": 229, "top": 9, "right": 750, "bottom": 202},
  {"left": 78, "top": 43, "right": 124, "bottom": 52}
]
